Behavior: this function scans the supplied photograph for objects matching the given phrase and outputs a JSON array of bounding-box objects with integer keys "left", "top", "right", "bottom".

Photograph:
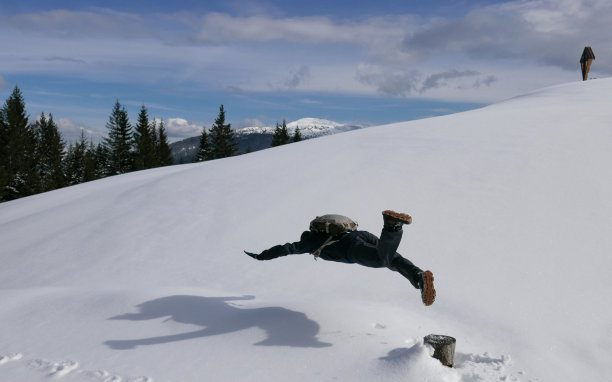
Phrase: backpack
[
  {"left": 309, "top": 214, "right": 359, "bottom": 236},
  {"left": 309, "top": 215, "right": 358, "bottom": 259}
]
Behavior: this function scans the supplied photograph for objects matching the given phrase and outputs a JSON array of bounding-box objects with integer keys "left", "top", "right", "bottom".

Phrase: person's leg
[
  {"left": 377, "top": 227, "right": 424, "bottom": 289},
  {"left": 378, "top": 210, "right": 414, "bottom": 268},
  {"left": 388, "top": 245, "right": 436, "bottom": 306},
  {"left": 346, "top": 235, "right": 385, "bottom": 268},
  {"left": 377, "top": 227, "right": 403, "bottom": 268},
  {"left": 346, "top": 229, "right": 414, "bottom": 276},
  {"left": 390, "top": 255, "right": 423, "bottom": 289},
  {"left": 379, "top": 210, "right": 436, "bottom": 305}
]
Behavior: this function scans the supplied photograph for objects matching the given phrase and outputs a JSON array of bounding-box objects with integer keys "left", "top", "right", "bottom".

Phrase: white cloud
[
  {"left": 233, "top": 118, "right": 268, "bottom": 129},
  {"left": 356, "top": 65, "right": 496, "bottom": 97},
  {"left": 1, "top": 2, "right": 608, "bottom": 106},
  {"left": 8, "top": 9, "right": 153, "bottom": 39},
  {"left": 420, "top": 70, "right": 481, "bottom": 93},
  {"left": 356, "top": 64, "right": 420, "bottom": 97},
  {"left": 349, "top": 0, "right": 611, "bottom": 99},
  {"left": 301, "top": 99, "right": 322, "bottom": 105},
  {"left": 164, "top": 118, "right": 203, "bottom": 140},
  {"left": 402, "top": 0, "right": 612, "bottom": 72},
  {"left": 45, "top": 56, "right": 88, "bottom": 64},
  {"left": 195, "top": 13, "right": 415, "bottom": 45},
  {"left": 284, "top": 65, "right": 310, "bottom": 89},
  {"left": 56, "top": 117, "right": 104, "bottom": 144}
]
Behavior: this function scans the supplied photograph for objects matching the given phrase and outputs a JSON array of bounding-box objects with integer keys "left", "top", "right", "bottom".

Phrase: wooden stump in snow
[{"left": 424, "top": 334, "right": 456, "bottom": 367}]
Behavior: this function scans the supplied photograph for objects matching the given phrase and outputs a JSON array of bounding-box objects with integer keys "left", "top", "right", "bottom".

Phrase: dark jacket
[{"left": 258, "top": 230, "right": 383, "bottom": 266}]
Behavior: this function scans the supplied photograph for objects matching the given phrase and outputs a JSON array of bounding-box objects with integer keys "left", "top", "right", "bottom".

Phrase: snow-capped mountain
[
  {"left": 170, "top": 117, "right": 369, "bottom": 163},
  {"left": 237, "top": 118, "right": 367, "bottom": 137}
]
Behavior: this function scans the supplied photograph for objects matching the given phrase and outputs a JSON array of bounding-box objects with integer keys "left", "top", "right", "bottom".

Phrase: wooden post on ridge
[{"left": 580, "top": 47, "right": 595, "bottom": 81}]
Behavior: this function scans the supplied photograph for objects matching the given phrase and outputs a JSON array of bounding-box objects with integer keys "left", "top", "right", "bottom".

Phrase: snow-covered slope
[
  {"left": 236, "top": 117, "right": 366, "bottom": 137},
  {"left": 1, "top": 79, "right": 612, "bottom": 382}
]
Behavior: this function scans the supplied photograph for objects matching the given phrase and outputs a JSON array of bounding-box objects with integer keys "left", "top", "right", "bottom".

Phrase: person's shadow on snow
[{"left": 105, "top": 295, "right": 331, "bottom": 349}]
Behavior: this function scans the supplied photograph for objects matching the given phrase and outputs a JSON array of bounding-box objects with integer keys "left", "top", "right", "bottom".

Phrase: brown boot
[
  {"left": 419, "top": 270, "right": 436, "bottom": 306},
  {"left": 382, "top": 210, "right": 412, "bottom": 231}
]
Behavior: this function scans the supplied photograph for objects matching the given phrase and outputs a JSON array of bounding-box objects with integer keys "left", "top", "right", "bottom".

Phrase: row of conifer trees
[
  {"left": 0, "top": 86, "right": 173, "bottom": 203},
  {"left": 271, "top": 119, "right": 302, "bottom": 147},
  {"left": 1, "top": 86, "right": 307, "bottom": 202},
  {"left": 194, "top": 105, "right": 239, "bottom": 162},
  {"left": 193, "top": 112, "right": 303, "bottom": 161}
]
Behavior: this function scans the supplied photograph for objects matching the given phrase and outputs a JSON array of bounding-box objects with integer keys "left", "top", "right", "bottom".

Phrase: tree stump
[{"left": 424, "top": 334, "right": 456, "bottom": 367}]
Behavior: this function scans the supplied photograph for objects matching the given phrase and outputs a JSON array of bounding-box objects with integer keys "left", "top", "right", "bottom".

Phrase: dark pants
[{"left": 347, "top": 228, "right": 423, "bottom": 289}]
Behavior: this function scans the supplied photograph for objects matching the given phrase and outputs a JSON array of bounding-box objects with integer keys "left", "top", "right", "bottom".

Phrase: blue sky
[{"left": 0, "top": 0, "right": 608, "bottom": 142}]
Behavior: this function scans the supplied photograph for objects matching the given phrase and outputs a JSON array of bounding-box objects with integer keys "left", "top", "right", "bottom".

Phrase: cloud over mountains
[{"left": 1, "top": 0, "right": 608, "bottom": 107}]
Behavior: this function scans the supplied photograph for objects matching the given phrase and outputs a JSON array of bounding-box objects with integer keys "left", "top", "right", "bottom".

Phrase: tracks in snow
[{"left": 0, "top": 352, "right": 152, "bottom": 382}]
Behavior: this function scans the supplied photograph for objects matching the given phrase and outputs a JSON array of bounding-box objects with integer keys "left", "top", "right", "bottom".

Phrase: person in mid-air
[{"left": 245, "top": 210, "right": 436, "bottom": 306}]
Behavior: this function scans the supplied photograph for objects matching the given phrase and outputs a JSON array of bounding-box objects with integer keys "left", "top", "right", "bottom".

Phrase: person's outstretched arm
[{"left": 245, "top": 231, "right": 325, "bottom": 260}]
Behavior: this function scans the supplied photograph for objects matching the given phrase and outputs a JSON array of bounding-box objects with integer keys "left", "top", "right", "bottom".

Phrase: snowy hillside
[{"left": 1, "top": 79, "right": 612, "bottom": 382}]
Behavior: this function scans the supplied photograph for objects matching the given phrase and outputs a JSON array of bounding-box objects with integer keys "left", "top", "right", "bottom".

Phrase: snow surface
[{"left": 2, "top": 79, "right": 612, "bottom": 381}]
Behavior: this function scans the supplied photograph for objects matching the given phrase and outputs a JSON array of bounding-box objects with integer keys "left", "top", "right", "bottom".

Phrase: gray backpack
[{"left": 309, "top": 215, "right": 358, "bottom": 259}]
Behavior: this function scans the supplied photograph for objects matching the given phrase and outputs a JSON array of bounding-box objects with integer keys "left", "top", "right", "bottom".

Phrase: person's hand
[{"left": 244, "top": 251, "right": 259, "bottom": 260}]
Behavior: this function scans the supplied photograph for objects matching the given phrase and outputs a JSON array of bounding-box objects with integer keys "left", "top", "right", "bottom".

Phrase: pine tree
[
  {"left": 155, "top": 120, "right": 173, "bottom": 166},
  {"left": 150, "top": 119, "right": 159, "bottom": 163},
  {"left": 280, "top": 119, "right": 290, "bottom": 145},
  {"left": 64, "top": 132, "right": 87, "bottom": 185},
  {"left": 195, "top": 126, "right": 211, "bottom": 162},
  {"left": 0, "top": 86, "right": 39, "bottom": 201},
  {"left": 35, "top": 113, "right": 66, "bottom": 192},
  {"left": 103, "top": 100, "right": 133, "bottom": 175},
  {"left": 0, "top": 163, "right": 6, "bottom": 201},
  {"left": 209, "top": 105, "right": 238, "bottom": 159},
  {"left": 0, "top": 95, "right": 8, "bottom": 200},
  {"left": 63, "top": 143, "right": 76, "bottom": 185},
  {"left": 94, "top": 142, "right": 110, "bottom": 178},
  {"left": 83, "top": 139, "right": 98, "bottom": 182},
  {"left": 293, "top": 126, "right": 303, "bottom": 142},
  {"left": 133, "top": 105, "right": 156, "bottom": 171},
  {"left": 271, "top": 122, "right": 282, "bottom": 147},
  {"left": 271, "top": 119, "right": 290, "bottom": 147}
]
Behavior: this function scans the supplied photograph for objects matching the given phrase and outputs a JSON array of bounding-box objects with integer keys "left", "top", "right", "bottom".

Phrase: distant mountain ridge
[
  {"left": 236, "top": 118, "right": 364, "bottom": 136},
  {"left": 170, "top": 118, "right": 368, "bottom": 163}
]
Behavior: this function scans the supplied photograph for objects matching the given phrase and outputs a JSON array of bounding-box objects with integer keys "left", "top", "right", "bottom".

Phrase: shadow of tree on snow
[{"left": 105, "top": 295, "right": 331, "bottom": 349}]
